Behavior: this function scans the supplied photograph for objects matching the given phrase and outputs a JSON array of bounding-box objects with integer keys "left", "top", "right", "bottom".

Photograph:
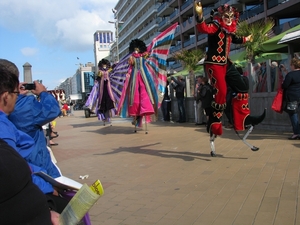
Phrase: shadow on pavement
[{"left": 94, "top": 143, "right": 248, "bottom": 161}]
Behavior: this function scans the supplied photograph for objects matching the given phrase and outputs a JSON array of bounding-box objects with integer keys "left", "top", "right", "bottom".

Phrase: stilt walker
[
  {"left": 115, "top": 23, "right": 178, "bottom": 134},
  {"left": 194, "top": 1, "right": 266, "bottom": 156},
  {"left": 84, "top": 59, "right": 117, "bottom": 125}
]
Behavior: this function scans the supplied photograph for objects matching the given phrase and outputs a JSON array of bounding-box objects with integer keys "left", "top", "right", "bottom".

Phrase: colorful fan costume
[
  {"left": 84, "top": 59, "right": 116, "bottom": 123},
  {"left": 194, "top": 1, "right": 265, "bottom": 154},
  {"left": 116, "top": 23, "right": 178, "bottom": 128}
]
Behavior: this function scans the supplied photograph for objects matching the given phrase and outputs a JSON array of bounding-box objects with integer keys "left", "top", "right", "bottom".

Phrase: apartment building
[
  {"left": 111, "top": 0, "right": 299, "bottom": 72},
  {"left": 156, "top": 0, "right": 300, "bottom": 70},
  {"left": 112, "top": 0, "right": 159, "bottom": 61}
]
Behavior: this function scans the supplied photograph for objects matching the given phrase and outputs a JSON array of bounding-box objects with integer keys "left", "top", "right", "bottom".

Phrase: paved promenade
[{"left": 53, "top": 111, "right": 300, "bottom": 225}]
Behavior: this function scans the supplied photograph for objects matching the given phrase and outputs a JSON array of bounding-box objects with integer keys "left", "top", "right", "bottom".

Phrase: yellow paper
[{"left": 90, "top": 179, "right": 104, "bottom": 196}]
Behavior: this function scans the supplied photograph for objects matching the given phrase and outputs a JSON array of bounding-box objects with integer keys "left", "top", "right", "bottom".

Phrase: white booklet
[{"left": 34, "top": 171, "right": 82, "bottom": 190}]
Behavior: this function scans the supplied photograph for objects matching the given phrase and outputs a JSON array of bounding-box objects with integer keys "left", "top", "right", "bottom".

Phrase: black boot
[{"left": 244, "top": 108, "right": 266, "bottom": 127}]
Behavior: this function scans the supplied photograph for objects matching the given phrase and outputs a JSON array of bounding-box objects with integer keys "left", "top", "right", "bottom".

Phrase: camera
[{"left": 23, "top": 83, "right": 36, "bottom": 90}]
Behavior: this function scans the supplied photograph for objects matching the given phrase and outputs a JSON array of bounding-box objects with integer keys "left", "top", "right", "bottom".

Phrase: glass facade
[{"left": 84, "top": 72, "right": 95, "bottom": 94}]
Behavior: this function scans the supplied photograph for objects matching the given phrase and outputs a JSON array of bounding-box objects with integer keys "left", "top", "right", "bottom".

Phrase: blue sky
[{"left": 0, "top": 0, "right": 118, "bottom": 89}]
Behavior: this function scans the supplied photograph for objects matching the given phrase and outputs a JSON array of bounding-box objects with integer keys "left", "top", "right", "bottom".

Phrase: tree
[
  {"left": 236, "top": 18, "right": 275, "bottom": 63},
  {"left": 173, "top": 49, "right": 204, "bottom": 96}
]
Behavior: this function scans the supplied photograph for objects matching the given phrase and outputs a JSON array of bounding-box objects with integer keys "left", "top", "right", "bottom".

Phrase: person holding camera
[{"left": 8, "top": 79, "right": 62, "bottom": 170}]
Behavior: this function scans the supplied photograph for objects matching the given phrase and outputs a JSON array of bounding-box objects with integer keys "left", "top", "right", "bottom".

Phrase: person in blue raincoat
[
  {"left": 0, "top": 59, "right": 67, "bottom": 214},
  {"left": 9, "top": 80, "right": 61, "bottom": 177}
]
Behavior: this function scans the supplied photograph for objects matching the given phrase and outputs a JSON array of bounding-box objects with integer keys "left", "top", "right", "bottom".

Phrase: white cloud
[
  {"left": 0, "top": 0, "right": 118, "bottom": 52},
  {"left": 21, "top": 47, "right": 39, "bottom": 56}
]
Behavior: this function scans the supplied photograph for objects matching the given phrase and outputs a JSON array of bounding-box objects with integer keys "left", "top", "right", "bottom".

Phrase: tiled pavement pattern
[{"left": 53, "top": 111, "right": 300, "bottom": 225}]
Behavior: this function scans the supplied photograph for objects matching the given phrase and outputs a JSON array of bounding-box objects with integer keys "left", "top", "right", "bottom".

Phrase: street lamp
[{"left": 108, "top": 9, "right": 124, "bottom": 62}]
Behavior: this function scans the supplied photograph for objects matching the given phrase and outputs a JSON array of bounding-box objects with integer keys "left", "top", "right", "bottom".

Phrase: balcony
[
  {"left": 268, "top": 0, "right": 289, "bottom": 9},
  {"left": 170, "top": 44, "right": 182, "bottom": 54},
  {"left": 157, "top": 1, "right": 174, "bottom": 17},
  {"left": 267, "top": 0, "right": 300, "bottom": 19},
  {"left": 197, "top": 33, "right": 206, "bottom": 42},
  {"left": 214, "top": 0, "right": 238, "bottom": 8},
  {"left": 170, "top": 9, "right": 179, "bottom": 20},
  {"left": 181, "top": 0, "right": 193, "bottom": 11},
  {"left": 183, "top": 36, "right": 196, "bottom": 48},
  {"left": 239, "top": 3, "right": 264, "bottom": 21},
  {"left": 119, "top": 4, "right": 157, "bottom": 43},
  {"left": 181, "top": 17, "right": 194, "bottom": 33}
]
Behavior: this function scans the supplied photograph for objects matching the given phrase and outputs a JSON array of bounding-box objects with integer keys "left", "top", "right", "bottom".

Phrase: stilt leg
[
  {"left": 132, "top": 116, "right": 137, "bottom": 133},
  {"left": 209, "top": 130, "right": 217, "bottom": 157},
  {"left": 145, "top": 119, "right": 148, "bottom": 134},
  {"left": 234, "top": 126, "right": 259, "bottom": 151},
  {"left": 109, "top": 111, "right": 112, "bottom": 126}
]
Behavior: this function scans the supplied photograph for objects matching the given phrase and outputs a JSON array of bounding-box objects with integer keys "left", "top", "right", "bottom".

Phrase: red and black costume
[{"left": 196, "top": 4, "right": 265, "bottom": 136}]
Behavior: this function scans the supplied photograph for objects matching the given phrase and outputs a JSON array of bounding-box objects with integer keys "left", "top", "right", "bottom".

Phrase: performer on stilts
[
  {"left": 119, "top": 39, "right": 154, "bottom": 133},
  {"left": 116, "top": 23, "right": 178, "bottom": 134},
  {"left": 84, "top": 59, "right": 117, "bottom": 125},
  {"left": 194, "top": 1, "right": 266, "bottom": 156}
]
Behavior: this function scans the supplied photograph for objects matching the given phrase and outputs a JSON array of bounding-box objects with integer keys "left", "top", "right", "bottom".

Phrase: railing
[
  {"left": 203, "top": 6, "right": 215, "bottom": 19},
  {"left": 119, "top": 4, "right": 157, "bottom": 44},
  {"left": 157, "top": 2, "right": 167, "bottom": 13},
  {"left": 239, "top": 3, "right": 264, "bottom": 21},
  {"left": 170, "top": 44, "right": 182, "bottom": 54},
  {"left": 183, "top": 36, "right": 196, "bottom": 48},
  {"left": 267, "top": 0, "right": 287, "bottom": 9},
  {"left": 171, "top": 62, "right": 182, "bottom": 69},
  {"left": 159, "top": 17, "right": 168, "bottom": 27},
  {"left": 197, "top": 33, "right": 206, "bottom": 42},
  {"left": 170, "top": 9, "right": 178, "bottom": 20},
  {"left": 181, "top": 0, "right": 193, "bottom": 11}
]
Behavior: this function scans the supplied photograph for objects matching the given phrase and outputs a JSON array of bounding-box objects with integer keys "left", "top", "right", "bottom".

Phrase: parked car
[
  {"left": 83, "top": 106, "right": 96, "bottom": 118},
  {"left": 73, "top": 102, "right": 84, "bottom": 110}
]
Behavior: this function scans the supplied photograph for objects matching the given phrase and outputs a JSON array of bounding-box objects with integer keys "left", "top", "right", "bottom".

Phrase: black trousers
[{"left": 46, "top": 194, "right": 69, "bottom": 213}]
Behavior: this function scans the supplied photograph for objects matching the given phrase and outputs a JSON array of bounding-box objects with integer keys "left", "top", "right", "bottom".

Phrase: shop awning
[
  {"left": 261, "top": 24, "right": 300, "bottom": 52},
  {"left": 171, "top": 65, "right": 204, "bottom": 78},
  {"left": 278, "top": 29, "right": 300, "bottom": 44},
  {"left": 230, "top": 52, "right": 288, "bottom": 65}
]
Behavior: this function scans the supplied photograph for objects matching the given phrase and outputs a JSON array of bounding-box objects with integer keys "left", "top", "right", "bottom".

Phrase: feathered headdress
[
  {"left": 98, "top": 59, "right": 111, "bottom": 70},
  {"left": 129, "top": 39, "right": 147, "bottom": 53},
  {"left": 210, "top": 4, "right": 239, "bottom": 21}
]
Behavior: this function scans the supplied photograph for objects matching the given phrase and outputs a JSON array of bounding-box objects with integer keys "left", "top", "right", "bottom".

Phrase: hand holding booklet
[
  {"left": 59, "top": 180, "right": 104, "bottom": 225},
  {"left": 35, "top": 171, "right": 104, "bottom": 224}
]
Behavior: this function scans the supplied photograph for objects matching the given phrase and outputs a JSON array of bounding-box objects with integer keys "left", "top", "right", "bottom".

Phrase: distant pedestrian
[
  {"left": 199, "top": 77, "right": 213, "bottom": 123},
  {"left": 69, "top": 101, "right": 74, "bottom": 116},
  {"left": 161, "top": 81, "right": 171, "bottom": 122},
  {"left": 195, "top": 76, "right": 206, "bottom": 125},
  {"left": 171, "top": 76, "right": 186, "bottom": 123},
  {"left": 282, "top": 57, "right": 300, "bottom": 140}
]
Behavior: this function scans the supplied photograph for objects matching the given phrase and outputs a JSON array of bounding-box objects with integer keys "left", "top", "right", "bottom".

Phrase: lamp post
[{"left": 108, "top": 9, "right": 124, "bottom": 62}]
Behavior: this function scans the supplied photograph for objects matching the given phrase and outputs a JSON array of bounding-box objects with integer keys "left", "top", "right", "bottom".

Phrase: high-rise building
[
  {"left": 94, "top": 30, "right": 114, "bottom": 71},
  {"left": 111, "top": 0, "right": 159, "bottom": 61},
  {"left": 156, "top": 0, "right": 300, "bottom": 71}
]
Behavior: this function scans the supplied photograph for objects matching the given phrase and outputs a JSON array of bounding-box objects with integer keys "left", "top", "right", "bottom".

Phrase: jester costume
[
  {"left": 194, "top": 1, "right": 265, "bottom": 154},
  {"left": 115, "top": 23, "right": 178, "bottom": 131}
]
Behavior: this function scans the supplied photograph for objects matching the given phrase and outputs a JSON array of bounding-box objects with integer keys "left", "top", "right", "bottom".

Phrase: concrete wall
[{"left": 170, "top": 94, "right": 293, "bottom": 133}]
